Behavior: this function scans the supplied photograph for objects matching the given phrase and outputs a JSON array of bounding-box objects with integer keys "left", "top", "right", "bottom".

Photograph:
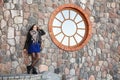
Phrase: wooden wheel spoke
[
  {"left": 61, "top": 35, "right": 65, "bottom": 43},
  {"left": 55, "top": 17, "right": 63, "bottom": 23},
  {"left": 73, "top": 13, "right": 78, "bottom": 20},
  {"left": 73, "top": 36, "right": 78, "bottom": 45},
  {"left": 77, "top": 33, "right": 83, "bottom": 38},
  {"left": 61, "top": 11, "right": 66, "bottom": 20},
  {"left": 76, "top": 20, "right": 83, "bottom": 24},
  {"left": 68, "top": 37, "right": 70, "bottom": 46},
  {"left": 53, "top": 26, "right": 61, "bottom": 28},
  {"left": 69, "top": 10, "right": 70, "bottom": 19},
  {"left": 55, "top": 32, "right": 62, "bottom": 36},
  {"left": 77, "top": 28, "right": 85, "bottom": 30}
]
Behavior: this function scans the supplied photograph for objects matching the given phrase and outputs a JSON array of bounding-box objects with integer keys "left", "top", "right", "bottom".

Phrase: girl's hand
[
  {"left": 23, "top": 49, "right": 27, "bottom": 53},
  {"left": 23, "top": 49, "right": 28, "bottom": 57}
]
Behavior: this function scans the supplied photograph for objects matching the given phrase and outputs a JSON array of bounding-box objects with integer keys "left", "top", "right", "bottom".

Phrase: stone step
[
  {"left": 0, "top": 71, "right": 61, "bottom": 80},
  {"left": 0, "top": 74, "right": 42, "bottom": 80}
]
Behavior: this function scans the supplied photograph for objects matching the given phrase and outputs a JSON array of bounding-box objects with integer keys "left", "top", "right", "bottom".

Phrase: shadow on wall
[{"left": 110, "top": 63, "right": 120, "bottom": 80}]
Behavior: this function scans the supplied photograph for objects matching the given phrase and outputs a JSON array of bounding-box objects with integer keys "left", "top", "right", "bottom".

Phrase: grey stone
[
  {"left": 93, "top": 35, "right": 98, "bottom": 41},
  {"left": 3, "top": 0, "right": 9, "bottom": 3},
  {"left": 70, "top": 69, "right": 75, "bottom": 75},
  {"left": 10, "top": 47, "right": 15, "bottom": 54},
  {"left": 117, "top": 10, "right": 120, "bottom": 15},
  {"left": 62, "top": 52, "right": 68, "bottom": 59},
  {"left": 96, "top": 48, "right": 101, "bottom": 54},
  {"left": 4, "top": 10, "right": 10, "bottom": 21},
  {"left": 97, "top": 71, "right": 102, "bottom": 78},
  {"left": 21, "top": 27, "right": 27, "bottom": 36},
  {"left": 15, "top": 4, "right": 22, "bottom": 10},
  {"left": 88, "top": 49, "right": 92, "bottom": 56},
  {"left": 13, "top": 0, "right": 18, "bottom": 4},
  {"left": 7, "top": 27, "right": 14, "bottom": 38},
  {"left": 1, "top": 19, "right": 7, "bottom": 29},
  {"left": 38, "top": 19, "right": 44, "bottom": 26},
  {"left": 70, "top": 58, "right": 76, "bottom": 63},
  {"left": 80, "top": 3, "right": 86, "bottom": 9},
  {"left": 28, "top": 16, "right": 38, "bottom": 25},
  {"left": 83, "top": 72, "right": 88, "bottom": 80},
  {"left": 11, "top": 10, "right": 19, "bottom": 18},
  {"left": 44, "top": 18, "right": 48, "bottom": 25},
  {"left": 27, "top": 0, "right": 33, "bottom": 4},
  {"left": 93, "top": 49, "right": 96, "bottom": 56},
  {"left": 41, "top": 71, "right": 61, "bottom": 80},
  {"left": 0, "top": 30, "right": 2, "bottom": 36},
  {"left": 4, "top": 3, "right": 11, "bottom": 9},
  {"left": 44, "top": 39, "right": 51, "bottom": 48},
  {"left": 107, "top": 74, "right": 113, "bottom": 80},
  {"left": 70, "top": 63, "right": 74, "bottom": 69},
  {"left": 68, "top": 76, "right": 78, "bottom": 80},
  {"left": 10, "top": 54, "right": 17, "bottom": 61},
  {"left": 48, "top": 65, "right": 55, "bottom": 72},
  {"left": 105, "top": 43, "right": 110, "bottom": 49},
  {"left": 90, "top": 0, "right": 94, "bottom": 5},
  {"left": 82, "top": 57, "right": 86, "bottom": 63},
  {"left": 15, "top": 36, "right": 20, "bottom": 44},
  {"left": 14, "top": 17, "right": 23, "bottom": 24},
  {"left": 91, "top": 66, "right": 95, "bottom": 71},
  {"left": 47, "top": 7, "right": 54, "bottom": 12},
  {"left": 0, "top": 15, "right": 3, "bottom": 20},
  {"left": 10, "top": 3, "right": 15, "bottom": 9},
  {"left": 8, "top": 39, "right": 15, "bottom": 46},
  {"left": 113, "top": 41, "right": 118, "bottom": 48},
  {"left": 80, "top": 0, "right": 87, "bottom": 4},
  {"left": 12, "top": 61, "right": 19, "bottom": 68},
  {"left": 4, "top": 3, "right": 15, "bottom": 9}
]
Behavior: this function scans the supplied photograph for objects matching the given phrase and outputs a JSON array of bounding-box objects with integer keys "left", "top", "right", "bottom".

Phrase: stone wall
[{"left": 0, "top": 0, "right": 120, "bottom": 80}]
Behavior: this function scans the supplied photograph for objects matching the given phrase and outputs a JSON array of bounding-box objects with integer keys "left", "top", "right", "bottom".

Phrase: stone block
[
  {"left": 41, "top": 71, "right": 61, "bottom": 80},
  {"left": 70, "top": 69, "right": 75, "bottom": 76},
  {"left": 11, "top": 10, "right": 19, "bottom": 18},
  {"left": 14, "top": 17, "right": 23, "bottom": 24},
  {"left": 80, "top": 0, "right": 87, "bottom": 4},
  {"left": 39, "top": 65, "right": 48, "bottom": 72},
  {"left": 89, "top": 75, "right": 95, "bottom": 80},
  {"left": 7, "top": 27, "right": 14, "bottom": 39},
  {"left": 4, "top": 10, "right": 10, "bottom": 21},
  {"left": 65, "top": 68, "right": 69, "bottom": 75},
  {"left": 1, "top": 19, "right": 7, "bottom": 29},
  {"left": 27, "top": 0, "right": 32, "bottom": 4}
]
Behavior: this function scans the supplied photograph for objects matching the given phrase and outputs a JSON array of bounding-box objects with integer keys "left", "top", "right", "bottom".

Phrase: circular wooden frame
[{"left": 48, "top": 4, "right": 92, "bottom": 51}]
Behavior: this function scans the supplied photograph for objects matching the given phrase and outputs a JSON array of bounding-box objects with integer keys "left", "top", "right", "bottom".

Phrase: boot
[
  {"left": 27, "top": 65, "right": 32, "bottom": 74},
  {"left": 32, "top": 67, "right": 37, "bottom": 74}
]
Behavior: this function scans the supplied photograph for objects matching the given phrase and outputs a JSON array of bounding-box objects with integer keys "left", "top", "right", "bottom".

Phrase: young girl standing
[{"left": 23, "top": 24, "right": 45, "bottom": 74}]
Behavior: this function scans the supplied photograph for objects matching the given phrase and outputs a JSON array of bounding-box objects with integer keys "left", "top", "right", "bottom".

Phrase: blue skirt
[{"left": 28, "top": 42, "right": 41, "bottom": 54}]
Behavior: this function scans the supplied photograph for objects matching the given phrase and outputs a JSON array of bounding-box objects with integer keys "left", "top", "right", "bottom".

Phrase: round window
[{"left": 49, "top": 4, "right": 92, "bottom": 51}]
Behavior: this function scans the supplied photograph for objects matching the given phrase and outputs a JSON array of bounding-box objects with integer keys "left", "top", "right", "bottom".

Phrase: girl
[{"left": 23, "top": 24, "right": 45, "bottom": 74}]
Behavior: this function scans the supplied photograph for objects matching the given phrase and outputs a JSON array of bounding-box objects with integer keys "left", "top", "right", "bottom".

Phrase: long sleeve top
[{"left": 24, "top": 29, "right": 45, "bottom": 50}]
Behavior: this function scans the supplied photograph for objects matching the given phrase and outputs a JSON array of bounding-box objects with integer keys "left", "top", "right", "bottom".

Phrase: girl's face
[{"left": 33, "top": 25, "right": 37, "bottom": 31}]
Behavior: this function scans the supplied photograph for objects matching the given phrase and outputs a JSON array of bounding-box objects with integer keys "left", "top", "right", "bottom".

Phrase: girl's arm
[{"left": 39, "top": 29, "right": 46, "bottom": 36}]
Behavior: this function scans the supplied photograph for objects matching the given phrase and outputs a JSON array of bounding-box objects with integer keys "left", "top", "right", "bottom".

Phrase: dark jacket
[{"left": 24, "top": 29, "right": 45, "bottom": 50}]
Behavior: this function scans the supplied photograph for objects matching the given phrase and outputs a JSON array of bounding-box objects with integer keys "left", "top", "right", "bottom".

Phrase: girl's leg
[
  {"left": 31, "top": 53, "right": 40, "bottom": 74},
  {"left": 27, "top": 53, "right": 36, "bottom": 74},
  {"left": 31, "top": 53, "right": 36, "bottom": 64},
  {"left": 31, "top": 53, "right": 40, "bottom": 67}
]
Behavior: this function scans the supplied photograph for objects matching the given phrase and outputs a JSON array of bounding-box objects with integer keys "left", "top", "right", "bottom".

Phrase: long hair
[
  {"left": 28, "top": 24, "right": 39, "bottom": 32},
  {"left": 26, "top": 24, "right": 39, "bottom": 38}
]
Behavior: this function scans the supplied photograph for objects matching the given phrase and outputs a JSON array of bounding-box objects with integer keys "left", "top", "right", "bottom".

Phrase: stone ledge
[
  {"left": 0, "top": 71, "right": 61, "bottom": 80},
  {"left": 0, "top": 74, "right": 42, "bottom": 80}
]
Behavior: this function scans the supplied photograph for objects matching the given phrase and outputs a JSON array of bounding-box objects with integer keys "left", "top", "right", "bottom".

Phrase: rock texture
[{"left": 0, "top": 0, "right": 120, "bottom": 80}]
